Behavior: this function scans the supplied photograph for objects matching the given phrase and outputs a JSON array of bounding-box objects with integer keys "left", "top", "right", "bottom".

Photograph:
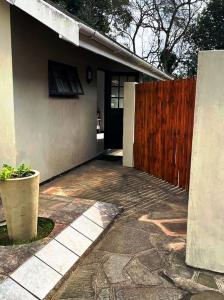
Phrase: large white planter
[{"left": 0, "top": 171, "right": 40, "bottom": 241}]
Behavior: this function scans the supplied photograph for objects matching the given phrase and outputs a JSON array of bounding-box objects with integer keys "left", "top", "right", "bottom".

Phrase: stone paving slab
[
  {"left": 103, "top": 254, "right": 132, "bottom": 283},
  {"left": 94, "top": 201, "right": 123, "bottom": 217},
  {"left": 116, "top": 286, "right": 185, "bottom": 299},
  {"left": 0, "top": 199, "right": 122, "bottom": 299},
  {"left": 44, "top": 160, "right": 224, "bottom": 300},
  {"left": 11, "top": 256, "right": 62, "bottom": 299},
  {"left": 35, "top": 239, "right": 79, "bottom": 275},
  {"left": 55, "top": 226, "right": 92, "bottom": 256},
  {"left": 0, "top": 195, "right": 95, "bottom": 278},
  {"left": 83, "top": 206, "right": 113, "bottom": 228},
  {"left": 70, "top": 215, "right": 104, "bottom": 241},
  {"left": 0, "top": 278, "right": 37, "bottom": 300}
]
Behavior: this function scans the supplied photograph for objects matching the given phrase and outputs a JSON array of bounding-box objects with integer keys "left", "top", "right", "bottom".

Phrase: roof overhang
[
  {"left": 6, "top": 0, "right": 172, "bottom": 80},
  {"left": 6, "top": 0, "right": 80, "bottom": 46},
  {"left": 78, "top": 24, "right": 172, "bottom": 80}
]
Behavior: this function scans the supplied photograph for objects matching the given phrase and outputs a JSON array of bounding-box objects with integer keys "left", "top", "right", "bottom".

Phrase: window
[
  {"left": 110, "top": 74, "right": 137, "bottom": 109},
  {"left": 48, "top": 61, "right": 84, "bottom": 97}
]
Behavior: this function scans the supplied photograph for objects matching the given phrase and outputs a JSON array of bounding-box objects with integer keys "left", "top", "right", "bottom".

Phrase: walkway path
[{"left": 41, "top": 158, "right": 224, "bottom": 300}]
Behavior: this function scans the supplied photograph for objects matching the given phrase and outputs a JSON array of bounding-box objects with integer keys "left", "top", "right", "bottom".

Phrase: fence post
[{"left": 123, "top": 82, "right": 136, "bottom": 167}]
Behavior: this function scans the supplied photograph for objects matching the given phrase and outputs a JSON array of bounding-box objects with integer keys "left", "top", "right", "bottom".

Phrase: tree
[
  {"left": 51, "top": 0, "right": 205, "bottom": 76},
  {"left": 150, "top": 0, "right": 203, "bottom": 75},
  {"left": 114, "top": 0, "right": 205, "bottom": 76},
  {"left": 186, "top": 0, "right": 224, "bottom": 75},
  {"left": 52, "top": 0, "right": 131, "bottom": 34}
]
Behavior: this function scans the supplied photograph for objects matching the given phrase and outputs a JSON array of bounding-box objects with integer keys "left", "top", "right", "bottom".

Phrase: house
[{"left": 0, "top": 0, "right": 171, "bottom": 182}]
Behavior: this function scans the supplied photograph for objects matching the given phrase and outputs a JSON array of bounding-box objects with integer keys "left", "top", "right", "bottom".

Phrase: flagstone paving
[
  {"left": 1, "top": 157, "right": 223, "bottom": 299},
  {"left": 0, "top": 195, "right": 95, "bottom": 279},
  {"left": 0, "top": 188, "right": 121, "bottom": 299},
  {"left": 38, "top": 158, "right": 224, "bottom": 300}
]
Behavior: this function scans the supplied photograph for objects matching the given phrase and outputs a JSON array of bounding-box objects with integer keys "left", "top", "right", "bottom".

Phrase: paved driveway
[{"left": 41, "top": 158, "right": 223, "bottom": 300}]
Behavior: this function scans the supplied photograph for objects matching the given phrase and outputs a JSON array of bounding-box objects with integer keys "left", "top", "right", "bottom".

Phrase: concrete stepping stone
[
  {"left": 11, "top": 256, "right": 61, "bottom": 299},
  {"left": 70, "top": 215, "right": 104, "bottom": 241},
  {"left": 35, "top": 239, "right": 79, "bottom": 275},
  {"left": 83, "top": 206, "right": 113, "bottom": 228},
  {"left": 55, "top": 226, "right": 92, "bottom": 256},
  {"left": 0, "top": 278, "right": 36, "bottom": 300},
  {"left": 94, "top": 201, "right": 122, "bottom": 217}
]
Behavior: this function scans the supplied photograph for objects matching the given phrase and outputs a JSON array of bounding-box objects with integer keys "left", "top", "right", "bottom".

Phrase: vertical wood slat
[{"left": 134, "top": 78, "right": 196, "bottom": 191}]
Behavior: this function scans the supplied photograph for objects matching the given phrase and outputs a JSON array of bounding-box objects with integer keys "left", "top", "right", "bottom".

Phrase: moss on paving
[{"left": 0, "top": 217, "right": 54, "bottom": 246}]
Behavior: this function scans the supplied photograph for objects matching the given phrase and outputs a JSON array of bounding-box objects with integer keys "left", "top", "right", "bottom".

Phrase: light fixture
[{"left": 86, "top": 66, "right": 93, "bottom": 84}]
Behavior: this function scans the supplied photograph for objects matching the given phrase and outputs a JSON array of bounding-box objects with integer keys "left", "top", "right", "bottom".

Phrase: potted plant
[{"left": 0, "top": 164, "right": 39, "bottom": 241}]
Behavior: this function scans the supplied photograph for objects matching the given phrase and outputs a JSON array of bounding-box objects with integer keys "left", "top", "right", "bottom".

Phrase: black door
[{"left": 105, "top": 73, "right": 138, "bottom": 149}]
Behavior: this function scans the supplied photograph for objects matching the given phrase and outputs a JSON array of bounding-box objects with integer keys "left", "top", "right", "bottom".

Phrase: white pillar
[
  {"left": 186, "top": 50, "right": 224, "bottom": 273},
  {"left": 0, "top": 2, "right": 16, "bottom": 166},
  {"left": 123, "top": 82, "right": 136, "bottom": 167}
]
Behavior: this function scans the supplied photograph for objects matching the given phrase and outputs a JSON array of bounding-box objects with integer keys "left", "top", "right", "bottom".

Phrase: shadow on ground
[{"left": 40, "top": 159, "right": 224, "bottom": 300}]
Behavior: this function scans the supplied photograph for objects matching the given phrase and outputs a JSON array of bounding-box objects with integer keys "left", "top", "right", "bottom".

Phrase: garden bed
[{"left": 0, "top": 217, "right": 54, "bottom": 246}]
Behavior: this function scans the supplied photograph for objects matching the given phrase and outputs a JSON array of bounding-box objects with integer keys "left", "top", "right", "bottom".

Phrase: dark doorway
[{"left": 105, "top": 72, "right": 138, "bottom": 149}]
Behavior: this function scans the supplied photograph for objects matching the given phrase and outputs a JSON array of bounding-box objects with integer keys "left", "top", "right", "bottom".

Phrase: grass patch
[{"left": 0, "top": 217, "right": 54, "bottom": 246}]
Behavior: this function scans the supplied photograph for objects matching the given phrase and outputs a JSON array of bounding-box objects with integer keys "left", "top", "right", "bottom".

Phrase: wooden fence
[{"left": 134, "top": 78, "right": 196, "bottom": 190}]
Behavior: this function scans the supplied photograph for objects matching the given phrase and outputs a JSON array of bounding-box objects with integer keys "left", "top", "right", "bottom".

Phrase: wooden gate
[{"left": 134, "top": 78, "right": 196, "bottom": 190}]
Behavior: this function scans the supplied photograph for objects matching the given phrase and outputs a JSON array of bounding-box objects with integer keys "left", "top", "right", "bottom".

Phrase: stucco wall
[
  {"left": 10, "top": 7, "right": 132, "bottom": 182},
  {"left": 0, "top": 2, "right": 17, "bottom": 165},
  {"left": 186, "top": 51, "right": 224, "bottom": 272},
  {"left": 123, "top": 82, "right": 136, "bottom": 167}
]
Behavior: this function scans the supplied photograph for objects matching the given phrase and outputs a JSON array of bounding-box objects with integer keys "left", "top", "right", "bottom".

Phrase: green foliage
[
  {"left": 186, "top": 0, "right": 224, "bottom": 75},
  {"left": 0, "top": 164, "right": 33, "bottom": 181},
  {"left": 191, "top": 0, "right": 224, "bottom": 50},
  {"left": 51, "top": 0, "right": 131, "bottom": 34}
]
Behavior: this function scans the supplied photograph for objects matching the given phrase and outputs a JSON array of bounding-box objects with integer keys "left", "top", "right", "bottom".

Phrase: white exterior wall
[
  {"left": 97, "top": 70, "right": 105, "bottom": 132},
  {"left": 8, "top": 7, "right": 131, "bottom": 182},
  {"left": 123, "top": 83, "right": 136, "bottom": 167},
  {"left": 186, "top": 51, "right": 224, "bottom": 272},
  {"left": 0, "top": 2, "right": 17, "bottom": 165}
]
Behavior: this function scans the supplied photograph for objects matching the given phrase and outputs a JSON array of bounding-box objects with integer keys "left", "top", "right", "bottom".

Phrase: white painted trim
[
  {"left": 80, "top": 38, "right": 165, "bottom": 80},
  {"left": 7, "top": 0, "right": 79, "bottom": 46},
  {"left": 79, "top": 23, "right": 172, "bottom": 80}
]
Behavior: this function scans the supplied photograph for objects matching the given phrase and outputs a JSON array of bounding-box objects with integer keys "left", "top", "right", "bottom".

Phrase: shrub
[{"left": 0, "top": 164, "right": 33, "bottom": 180}]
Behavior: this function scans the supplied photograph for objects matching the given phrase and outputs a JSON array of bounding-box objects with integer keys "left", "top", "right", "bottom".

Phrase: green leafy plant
[{"left": 0, "top": 164, "right": 33, "bottom": 180}]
